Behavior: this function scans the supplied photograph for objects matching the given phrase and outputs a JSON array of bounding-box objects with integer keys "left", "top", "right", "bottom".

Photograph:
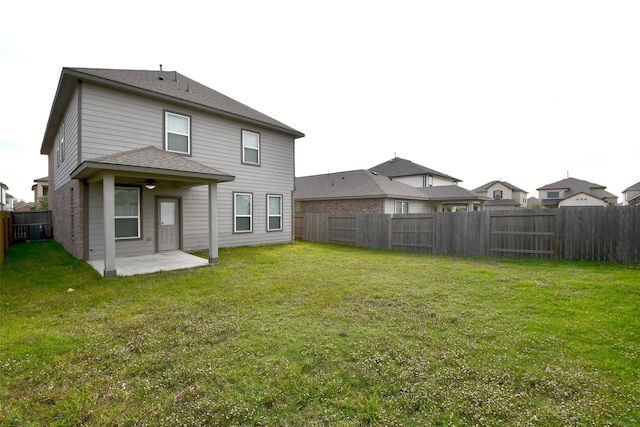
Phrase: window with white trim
[
  {"left": 267, "top": 195, "right": 283, "bottom": 231},
  {"left": 165, "top": 112, "right": 191, "bottom": 154},
  {"left": 548, "top": 191, "right": 560, "bottom": 199},
  {"left": 115, "top": 187, "right": 140, "bottom": 239},
  {"left": 395, "top": 200, "right": 409, "bottom": 214},
  {"left": 493, "top": 190, "right": 503, "bottom": 200},
  {"left": 234, "top": 192, "right": 253, "bottom": 232},
  {"left": 242, "top": 130, "right": 260, "bottom": 165}
]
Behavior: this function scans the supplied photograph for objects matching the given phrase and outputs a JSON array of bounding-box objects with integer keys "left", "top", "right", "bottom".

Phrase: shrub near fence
[{"left": 295, "top": 206, "right": 640, "bottom": 263}]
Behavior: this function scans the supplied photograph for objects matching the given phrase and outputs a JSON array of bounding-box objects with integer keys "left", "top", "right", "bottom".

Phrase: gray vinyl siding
[
  {"left": 53, "top": 88, "right": 80, "bottom": 190},
  {"left": 81, "top": 84, "right": 162, "bottom": 160},
  {"left": 81, "top": 82, "right": 295, "bottom": 254}
]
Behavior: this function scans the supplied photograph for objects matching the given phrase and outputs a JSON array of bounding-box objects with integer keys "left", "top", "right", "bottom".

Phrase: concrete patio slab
[{"left": 88, "top": 251, "right": 210, "bottom": 277}]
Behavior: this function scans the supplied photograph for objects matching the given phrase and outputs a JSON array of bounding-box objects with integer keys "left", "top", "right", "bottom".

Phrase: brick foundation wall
[
  {"left": 300, "top": 198, "right": 384, "bottom": 214},
  {"left": 52, "top": 179, "right": 84, "bottom": 259}
]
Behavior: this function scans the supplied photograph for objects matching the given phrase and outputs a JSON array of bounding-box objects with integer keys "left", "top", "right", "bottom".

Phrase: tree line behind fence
[{"left": 295, "top": 206, "right": 640, "bottom": 264}]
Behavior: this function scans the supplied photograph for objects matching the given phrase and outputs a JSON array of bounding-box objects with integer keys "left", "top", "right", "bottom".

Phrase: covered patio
[{"left": 71, "top": 146, "right": 235, "bottom": 277}]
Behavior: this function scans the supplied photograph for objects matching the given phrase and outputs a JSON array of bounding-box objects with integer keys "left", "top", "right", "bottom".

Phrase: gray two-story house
[{"left": 40, "top": 68, "right": 303, "bottom": 276}]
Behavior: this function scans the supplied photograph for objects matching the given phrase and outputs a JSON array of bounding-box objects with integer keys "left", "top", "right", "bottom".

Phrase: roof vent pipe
[
  {"left": 174, "top": 71, "right": 178, "bottom": 82},
  {"left": 159, "top": 64, "right": 163, "bottom": 71},
  {"left": 187, "top": 81, "right": 192, "bottom": 93}
]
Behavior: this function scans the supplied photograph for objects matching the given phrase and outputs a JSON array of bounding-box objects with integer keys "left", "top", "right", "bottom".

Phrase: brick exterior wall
[
  {"left": 52, "top": 179, "right": 84, "bottom": 259},
  {"left": 299, "top": 198, "right": 385, "bottom": 214}
]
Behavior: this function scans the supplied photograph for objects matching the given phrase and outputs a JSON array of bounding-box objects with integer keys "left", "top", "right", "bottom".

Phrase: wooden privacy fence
[
  {"left": 295, "top": 206, "right": 640, "bottom": 263},
  {"left": 0, "top": 211, "right": 11, "bottom": 266},
  {"left": 12, "top": 211, "right": 52, "bottom": 242}
]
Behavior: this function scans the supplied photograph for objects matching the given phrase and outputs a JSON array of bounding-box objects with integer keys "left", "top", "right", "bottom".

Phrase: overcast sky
[{"left": 1, "top": 1, "right": 639, "bottom": 202}]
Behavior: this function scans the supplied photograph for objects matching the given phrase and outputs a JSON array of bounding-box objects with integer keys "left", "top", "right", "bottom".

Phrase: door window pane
[{"left": 160, "top": 201, "right": 176, "bottom": 226}]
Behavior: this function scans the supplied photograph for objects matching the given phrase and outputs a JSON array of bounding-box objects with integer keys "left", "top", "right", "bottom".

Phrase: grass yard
[{"left": 1, "top": 240, "right": 639, "bottom": 426}]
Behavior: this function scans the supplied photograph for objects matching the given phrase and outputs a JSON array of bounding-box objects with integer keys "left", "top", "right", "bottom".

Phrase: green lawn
[{"left": 1, "top": 240, "right": 639, "bottom": 426}]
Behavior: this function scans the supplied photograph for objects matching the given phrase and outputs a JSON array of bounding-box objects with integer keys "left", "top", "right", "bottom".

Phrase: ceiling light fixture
[{"left": 145, "top": 179, "right": 156, "bottom": 190}]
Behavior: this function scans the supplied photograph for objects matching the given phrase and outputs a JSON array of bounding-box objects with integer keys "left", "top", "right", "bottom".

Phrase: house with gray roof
[
  {"left": 472, "top": 180, "right": 528, "bottom": 210},
  {"left": 369, "top": 157, "right": 461, "bottom": 187},
  {"left": 622, "top": 181, "right": 640, "bottom": 206},
  {"left": 537, "top": 177, "right": 617, "bottom": 208},
  {"left": 31, "top": 176, "right": 49, "bottom": 210},
  {"left": 40, "top": 67, "right": 303, "bottom": 276},
  {"left": 295, "top": 170, "right": 487, "bottom": 214}
]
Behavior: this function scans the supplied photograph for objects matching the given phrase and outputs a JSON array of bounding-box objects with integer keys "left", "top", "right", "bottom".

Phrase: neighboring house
[
  {"left": 368, "top": 157, "right": 486, "bottom": 211},
  {"left": 40, "top": 67, "right": 303, "bottom": 276},
  {"left": 537, "top": 177, "right": 618, "bottom": 208},
  {"left": 5, "top": 193, "right": 15, "bottom": 211},
  {"left": 32, "top": 177, "right": 49, "bottom": 210},
  {"left": 472, "top": 180, "right": 528, "bottom": 211},
  {"left": 369, "top": 157, "right": 460, "bottom": 187},
  {"left": 295, "top": 170, "right": 433, "bottom": 214},
  {"left": 0, "top": 183, "right": 8, "bottom": 211},
  {"left": 295, "top": 169, "right": 487, "bottom": 214},
  {"left": 622, "top": 181, "right": 640, "bottom": 206},
  {"left": 14, "top": 201, "right": 34, "bottom": 212}
]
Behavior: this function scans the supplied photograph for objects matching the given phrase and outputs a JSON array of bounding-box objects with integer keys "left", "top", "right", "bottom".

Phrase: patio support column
[
  {"left": 208, "top": 183, "right": 219, "bottom": 264},
  {"left": 103, "top": 173, "right": 117, "bottom": 277}
]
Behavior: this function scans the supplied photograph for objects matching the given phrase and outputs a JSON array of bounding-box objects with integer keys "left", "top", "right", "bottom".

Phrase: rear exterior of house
[
  {"left": 41, "top": 68, "right": 303, "bottom": 276},
  {"left": 537, "top": 177, "right": 617, "bottom": 208},
  {"left": 472, "top": 180, "right": 528, "bottom": 211}
]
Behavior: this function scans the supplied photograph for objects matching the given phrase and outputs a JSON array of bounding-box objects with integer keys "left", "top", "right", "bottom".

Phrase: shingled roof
[
  {"left": 418, "top": 185, "right": 489, "bottom": 201},
  {"left": 295, "top": 170, "right": 487, "bottom": 204},
  {"left": 624, "top": 181, "right": 640, "bottom": 191},
  {"left": 368, "top": 157, "right": 461, "bottom": 182},
  {"left": 295, "top": 170, "right": 427, "bottom": 200},
  {"left": 42, "top": 67, "right": 303, "bottom": 153},
  {"left": 71, "top": 146, "right": 234, "bottom": 183}
]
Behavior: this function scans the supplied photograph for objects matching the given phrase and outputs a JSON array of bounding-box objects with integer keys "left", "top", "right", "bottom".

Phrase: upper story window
[
  {"left": 242, "top": 130, "right": 260, "bottom": 165},
  {"left": 493, "top": 190, "right": 503, "bottom": 200},
  {"left": 165, "top": 112, "right": 191, "bottom": 154},
  {"left": 56, "top": 122, "right": 65, "bottom": 167},
  {"left": 395, "top": 200, "right": 409, "bottom": 214},
  {"left": 427, "top": 175, "right": 433, "bottom": 186},
  {"left": 267, "top": 194, "right": 283, "bottom": 231},
  {"left": 548, "top": 191, "right": 560, "bottom": 199}
]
